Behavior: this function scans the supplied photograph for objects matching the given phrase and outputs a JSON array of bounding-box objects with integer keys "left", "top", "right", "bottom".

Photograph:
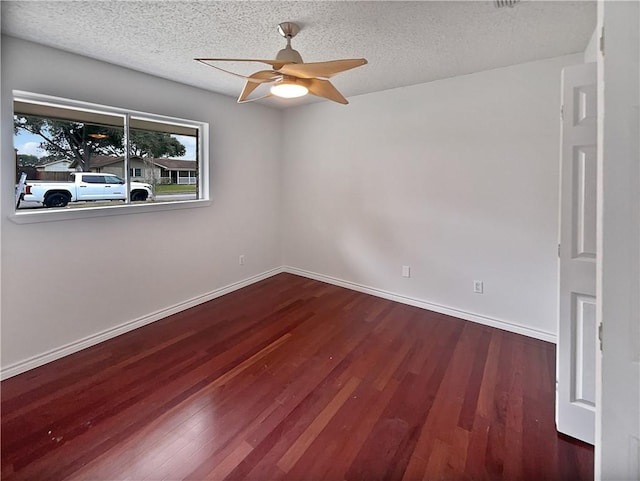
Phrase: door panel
[
  {"left": 573, "top": 293, "right": 596, "bottom": 408},
  {"left": 557, "top": 62, "right": 597, "bottom": 445},
  {"left": 572, "top": 146, "right": 597, "bottom": 259},
  {"left": 572, "top": 83, "right": 596, "bottom": 127}
]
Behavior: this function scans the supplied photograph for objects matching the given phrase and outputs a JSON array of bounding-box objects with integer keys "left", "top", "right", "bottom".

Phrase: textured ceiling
[{"left": 1, "top": 1, "right": 596, "bottom": 108}]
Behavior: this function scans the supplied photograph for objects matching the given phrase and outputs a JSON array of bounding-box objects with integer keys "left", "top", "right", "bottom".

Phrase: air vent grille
[{"left": 494, "top": 0, "right": 521, "bottom": 7}]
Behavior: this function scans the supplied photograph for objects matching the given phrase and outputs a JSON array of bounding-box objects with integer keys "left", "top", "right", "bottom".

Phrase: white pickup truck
[{"left": 20, "top": 172, "right": 154, "bottom": 208}]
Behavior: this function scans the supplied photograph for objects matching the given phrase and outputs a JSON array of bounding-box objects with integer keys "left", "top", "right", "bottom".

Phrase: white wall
[
  {"left": 1, "top": 36, "right": 282, "bottom": 372},
  {"left": 584, "top": 26, "right": 598, "bottom": 63},
  {"left": 281, "top": 54, "right": 583, "bottom": 340}
]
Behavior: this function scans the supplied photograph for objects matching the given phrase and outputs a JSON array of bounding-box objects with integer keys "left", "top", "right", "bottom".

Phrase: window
[
  {"left": 178, "top": 170, "right": 197, "bottom": 185},
  {"left": 13, "top": 91, "right": 208, "bottom": 221},
  {"left": 104, "top": 175, "right": 124, "bottom": 184},
  {"left": 81, "top": 175, "right": 107, "bottom": 184}
]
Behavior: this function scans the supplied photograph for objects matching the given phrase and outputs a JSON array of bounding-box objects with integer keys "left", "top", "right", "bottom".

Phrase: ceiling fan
[{"left": 195, "top": 22, "right": 368, "bottom": 105}]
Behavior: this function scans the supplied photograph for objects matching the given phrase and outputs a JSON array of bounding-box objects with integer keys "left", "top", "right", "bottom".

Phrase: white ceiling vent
[{"left": 494, "top": 0, "right": 521, "bottom": 7}]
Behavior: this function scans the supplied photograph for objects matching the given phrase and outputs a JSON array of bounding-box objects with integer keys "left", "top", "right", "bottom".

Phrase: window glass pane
[
  {"left": 82, "top": 175, "right": 107, "bottom": 184},
  {"left": 13, "top": 94, "right": 205, "bottom": 214},
  {"left": 128, "top": 122, "right": 198, "bottom": 202},
  {"left": 104, "top": 175, "right": 124, "bottom": 184},
  {"left": 14, "top": 103, "right": 125, "bottom": 210}
]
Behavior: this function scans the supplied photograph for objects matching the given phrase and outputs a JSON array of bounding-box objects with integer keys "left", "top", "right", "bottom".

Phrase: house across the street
[
  {"left": 71, "top": 155, "right": 197, "bottom": 184},
  {"left": 36, "top": 159, "right": 74, "bottom": 172},
  {"left": 33, "top": 159, "right": 75, "bottom": 181}
]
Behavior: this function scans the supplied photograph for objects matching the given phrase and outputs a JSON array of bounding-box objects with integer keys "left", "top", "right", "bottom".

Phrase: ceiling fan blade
[
  {"left": 278, "top": 58, "right": 368, "bottom": 79},
  {"left": 196, "top": 59, "right": 286, "bottom": 83},
  {"left": 303, "top": 78, "right": 348, "bottom": 105},
  {"left": 248, "top": 70, "right": 282, "bottom": 81},
  {"left": 238, "top": 71, "right": 281, "bottom": 102},
  {"left": 195, "top": 58, "right": 290, "bottom": 71},
  {"left": 238, "top": 93, "right": 273, "bottom": 104}
]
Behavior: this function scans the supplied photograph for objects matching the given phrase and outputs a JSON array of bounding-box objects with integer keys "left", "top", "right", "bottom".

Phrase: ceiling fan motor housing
[{"left": 276, "top": 46, "right": 303, "bottom": 63}]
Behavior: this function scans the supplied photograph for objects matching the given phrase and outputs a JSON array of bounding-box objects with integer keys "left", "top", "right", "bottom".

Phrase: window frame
[{"left": 11, "top": 91, "right": 210, "bottom": 224}]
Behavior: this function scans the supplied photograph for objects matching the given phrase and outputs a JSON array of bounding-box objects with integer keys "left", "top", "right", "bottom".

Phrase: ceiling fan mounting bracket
[{"left": 277, "top": 22, "right": 300, "bottom": 39}]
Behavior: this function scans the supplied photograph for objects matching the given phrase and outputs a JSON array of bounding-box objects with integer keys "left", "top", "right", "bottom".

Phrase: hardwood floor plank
[
  {"left": 476, "top": 329, "right": 503, "bottom": 420},
  {"left": 1, "top": 273, "right": 594, "bottom": 481},
  {"left": 372, "top": 340, "right": 412, "bottom": 392},
  {"left": 152, "top": 382, "right": 284, "bottom": 481},
  {"left": 204, "top": 441, "right": 254, "bottom": 481},
  {"left": 344, "top": 323, "right": 463, "bottom": 481},
  {"left": 223, "top": 372, "right": 361, "bottom": 478},
  {"left": 484, "top": 335, "right": 513, "bottom": 480},
  {"left": 277, "top": 376, "right": 361, "bottom": 473},
  {"left": 457, "top": 328, "right": 492, "bottom": 431},
  {"left": 464, "top": 414, "right": 492, "bottom": 480},
  {"left": 208, "top": 332, "right": 292, "bottom": 389},
  {"left": 424, "top": 438, "right": 450, "bottom": 480},
  {"left": 316, "top": 379, "right": 402, "bottom": 481},
  {"left": 503, "top": 336, "right": 526, "bottom": 481}
]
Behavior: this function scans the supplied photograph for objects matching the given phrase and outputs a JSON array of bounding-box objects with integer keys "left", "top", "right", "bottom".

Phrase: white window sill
[{"left": 9, "top": 199, "right": 212, "bottom": 224}]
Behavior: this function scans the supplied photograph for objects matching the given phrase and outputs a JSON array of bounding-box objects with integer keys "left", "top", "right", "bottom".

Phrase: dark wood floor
[{"left": 1, "top": 273, "right": 593, "bottom": 481}]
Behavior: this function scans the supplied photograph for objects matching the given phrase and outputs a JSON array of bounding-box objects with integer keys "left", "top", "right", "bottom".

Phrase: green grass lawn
[{"left": 154, "top": 184, "right": 197, "bottom": 194}]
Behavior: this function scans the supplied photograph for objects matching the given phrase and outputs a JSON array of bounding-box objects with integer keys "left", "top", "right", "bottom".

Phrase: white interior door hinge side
[{"left": 598, "top": 322, "right": 603, "bottom": 351}]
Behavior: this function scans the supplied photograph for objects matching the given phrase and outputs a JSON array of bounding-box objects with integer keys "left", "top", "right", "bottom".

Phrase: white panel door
[{"left": 557, "top": 62, "right": 597, "bottom": 445}]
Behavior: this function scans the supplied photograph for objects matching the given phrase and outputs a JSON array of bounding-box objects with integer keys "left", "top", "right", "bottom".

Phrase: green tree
[
  {"left": 14, "top": 116, "right": 185, "bottom": 171},
  {"left": 130, "top": 129, "right": 186, "bottom": 158},
  {"left": 14, "top": 116, "right": 119, "bottom": 171}
]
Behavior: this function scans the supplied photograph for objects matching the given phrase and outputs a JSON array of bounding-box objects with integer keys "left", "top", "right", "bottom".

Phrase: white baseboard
[
  {"left": 283, "top": 266, "right": 557, "bottom": 344},
  {"left": 2, "top": 265, "right": 555, "bottom": 380},
  {"left": 0, "top": 267, "right": 284, "bottom": 380}
]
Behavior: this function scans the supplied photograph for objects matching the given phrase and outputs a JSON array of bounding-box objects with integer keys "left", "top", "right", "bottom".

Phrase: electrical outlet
[
  {"left": 473, "top": 280, "right": 483, "bottom": 294},
  {"left": 402, "top": 266, "right": 411, "bottom": 278},
  {"left": 239, "top": 255, "right": 245, "bottom": 266}
]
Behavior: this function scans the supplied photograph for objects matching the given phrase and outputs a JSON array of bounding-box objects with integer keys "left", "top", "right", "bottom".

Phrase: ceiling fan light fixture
[{"left": 270, "top": 80, "right": 308, "bottom": 99}]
